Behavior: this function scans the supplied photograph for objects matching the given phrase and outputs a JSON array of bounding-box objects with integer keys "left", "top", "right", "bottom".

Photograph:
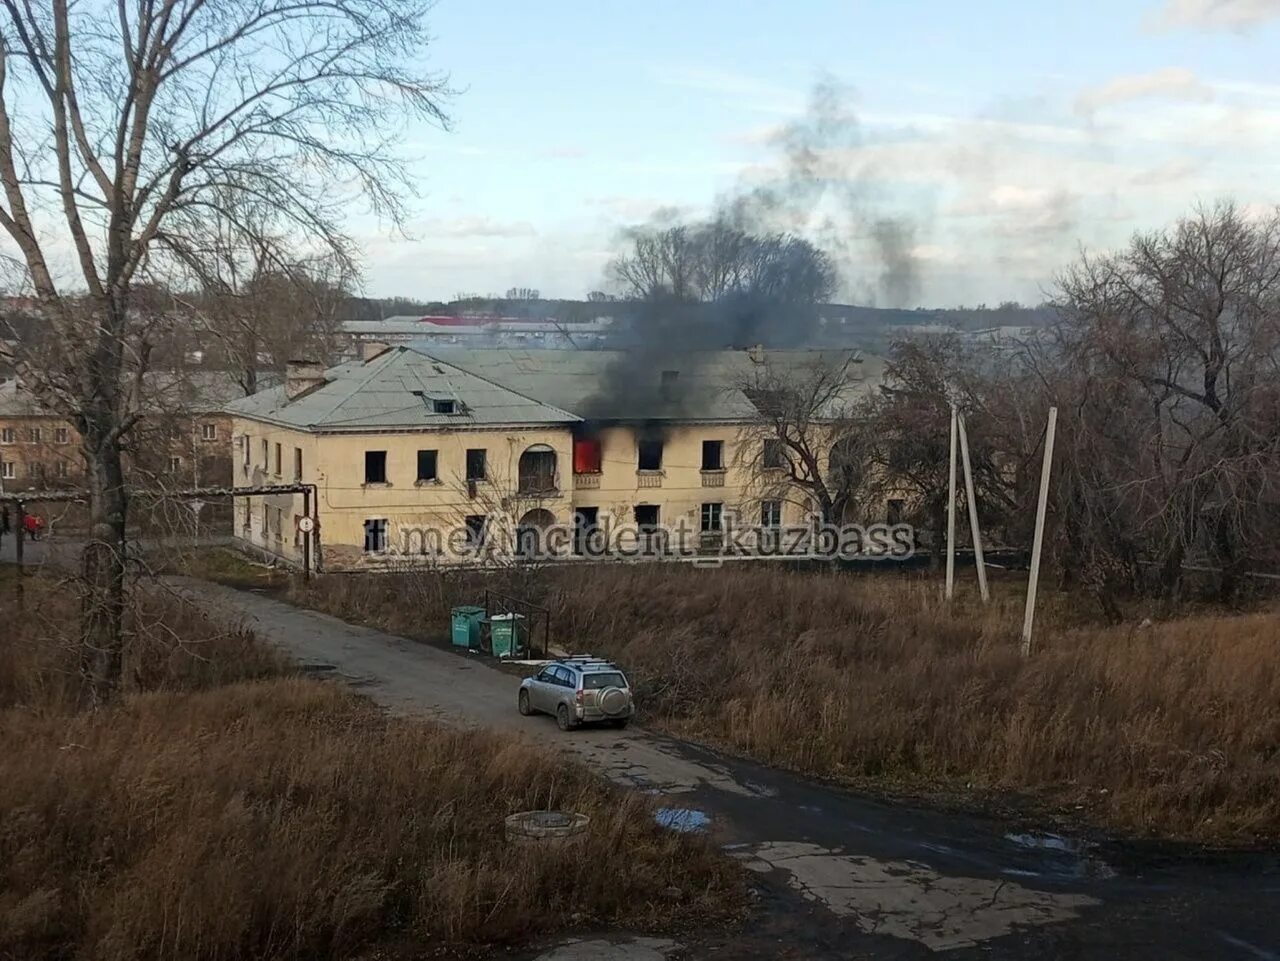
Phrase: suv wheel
[
  {"left": 556, "top": 704, "right": 575, "bottom": 731},
  {"left": 518, "top": 690, "right": 532, "bottom": 716}
]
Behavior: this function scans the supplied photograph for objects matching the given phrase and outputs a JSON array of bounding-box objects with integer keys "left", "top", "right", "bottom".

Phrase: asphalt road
[{"left": 163, "top": 576, "right": 1280, "bottom": 961}]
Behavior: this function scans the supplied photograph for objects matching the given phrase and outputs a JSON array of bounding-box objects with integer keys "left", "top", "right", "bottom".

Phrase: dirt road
[{"left": 162, "top": 576, "right": 1280, "bottom": 960}]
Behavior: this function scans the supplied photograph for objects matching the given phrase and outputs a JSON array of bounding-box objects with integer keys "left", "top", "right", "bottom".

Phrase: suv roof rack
[{"left": 561, "top": 654, "right": 614, "bottom": 665}]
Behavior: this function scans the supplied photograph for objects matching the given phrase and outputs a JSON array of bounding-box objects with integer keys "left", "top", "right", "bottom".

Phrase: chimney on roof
[
  {"left": 284, "top": 360, "right": 326, "bottom": 401},
  {"left": 362, "top": 341, "right": 391, "bottom": 362}
]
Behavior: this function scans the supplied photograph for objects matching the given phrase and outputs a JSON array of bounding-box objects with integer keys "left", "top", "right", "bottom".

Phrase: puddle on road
[
  {"left": 655, "top": 808, "right": 711, "bottom": 833},
  {"left": 1004, "top": 831, "right": 1117, "bottom": 880}
]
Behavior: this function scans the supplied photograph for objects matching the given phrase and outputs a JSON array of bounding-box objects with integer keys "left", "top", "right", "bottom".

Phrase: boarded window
[{"left": 365, "top": 450, "right": 388, "bottom": 484}]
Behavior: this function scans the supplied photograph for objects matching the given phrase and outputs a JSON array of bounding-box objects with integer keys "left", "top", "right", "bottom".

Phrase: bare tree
[
  {"left": 735, "top": 352, "right": 870, "bottom": 526},
  {"left": 1052, "top": 201, "right": 1280, "bottom": 603},
  {"left": 0, "top": 0, "right": 450, "bottom": 701}
]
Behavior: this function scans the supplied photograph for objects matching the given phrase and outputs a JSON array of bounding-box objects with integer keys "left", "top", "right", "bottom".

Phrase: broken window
[
  {"left": 700, "top": 502, "right": 723, "bottom": 532},
  {"left": 637, "top": 439, "right": 663, "bottom": 471},
  {"left": 887, "top": 498, "right": 905, "bottom": 526},
  {"left": 701, "top": 440, "right": 724, "bottom": 471},
  {"left": 762, "top": 438, "right": 785, "bottom": 470},
  {"left": 466, "top": 448, "right": 487, "bottom": 481},
  {"left": 573, "top": 437, "right": 602, "bottom": 474},
  {"left": 761, "top": 500, "right": 782, "bottom": 528},
  {"left": 363, "top": 518, "right": 388, "bottom": 553},
  {"left": 365, "top": 450, "right": 388, "bottom": 484},
  {"left": 417, "top": 449, "right": 438, "bottom": 482},
  {"left": 634, "top": 504, "right": 660, "bottom": 532},
  {"left": 574, "top": 506, "right": 599, "bottom": 555},
  {"left": 464, "top": 514, "right": 487, "bottom": 549},
  {"left": 518, "top": 447, "right": 557, "bottom": 494}
]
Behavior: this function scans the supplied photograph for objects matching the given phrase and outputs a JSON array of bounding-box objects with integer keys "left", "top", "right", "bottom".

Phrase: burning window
[
  {"left": 365, "top": 450, "right": 388, "bottom": 484},
  {"left": 701, "top": 440, "right": 724, "bottom": 471},
  {"left": 466, "top": 448, "right": 487, "bottom": 481},
  {"left": 637, "top": 439, "right": 663, "bottom": 471},
  {"left": 573, "top": 437, "right": 602, "bottom": 474}
]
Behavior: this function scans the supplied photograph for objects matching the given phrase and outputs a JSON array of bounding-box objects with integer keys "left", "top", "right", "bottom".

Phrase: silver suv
[{"left": 518, "top": 657, "right": 634, "bottom": 731}]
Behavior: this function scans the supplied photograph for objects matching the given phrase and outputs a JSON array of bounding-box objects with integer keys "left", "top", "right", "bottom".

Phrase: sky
[{"left": 354, "top": 0, "right": 1280, "bottom": 307}]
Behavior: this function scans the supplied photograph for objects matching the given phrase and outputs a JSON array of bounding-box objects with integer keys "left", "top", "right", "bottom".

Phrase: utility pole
[
  {"left": 1022, "top": 406, "right": 1058, "bottom": 656},
  {"left": 945, "top": 405, "right": 958, "bottom": 600},
  {"left": 957, "top": 412, "right": 989, "bottom": 602}
]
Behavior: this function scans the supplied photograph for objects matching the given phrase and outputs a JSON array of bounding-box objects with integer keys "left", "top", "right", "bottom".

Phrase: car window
[
  {"left": 554, "top": 666, "right": 574, "bottom": 687},
  {"left": 535, "top": 669, "right": 554, "bottom": 683},
  {"left": 582, "top": 672, "right": 626, "bottom": 690}
]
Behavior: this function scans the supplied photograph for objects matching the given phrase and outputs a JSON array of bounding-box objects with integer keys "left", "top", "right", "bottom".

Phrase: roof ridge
[
  {"left": 308, "top": 346, "right": 407, "bottom": 425},
  {"left": 415, "top": 347, "right": 581, "bottom": 422}
]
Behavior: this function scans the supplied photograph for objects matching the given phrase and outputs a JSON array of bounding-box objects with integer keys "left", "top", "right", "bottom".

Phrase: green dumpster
[
  {"left": 451, "top": 606, "right": 485, "bottom": 648},
  {"left": 489, "top": 613, "right": 526, "bottom": 658}
]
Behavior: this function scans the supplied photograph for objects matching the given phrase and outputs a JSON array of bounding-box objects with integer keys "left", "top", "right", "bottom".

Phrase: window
[
  {"left": 365, "top": 450, "right": 388, "bottom": 484},
  {"left": 262, "top": 504, "right": 269, "bottom": 535},
  {"left": 26, "top": 427, "right": 41, "bottom": 444},
  {"left": 634, "top": 504, "right": 660, "bottom": 532},
  {"left": 416, "top": 449, "right": 438, "bottom": 482},
  {"left": 573, "top": 437, "right": 602, "bottom": 474},
  {"left": 273, "top": 443, "right": 282, "bottom": 476},
  {"left": 762, "top": 439, "right": 785, "bottom": 470},
  {"left": 241, "top": 502, "right": 251, "bottom": 532},
  {"left": 701, "top": 439, "right": 724, "bottom": 471},
  {"left": 432, "top": 398, "right": 456, "bottom": 414},
  {"left": 261, "top": 438, "right": 268, "bottom": 467},
  {"left": 701, "top": 502, "right": 723, "bottom": 533},
  {"left": 364, "top": 518, "right": 388, "bottom": 553},
  {"left": 242, "top": 435, "right": 251, "bottom": 467},
  {"left": 582, "top": 672, "right": 627, "bottom": 690},
  {"left": 465, "top": 448, "right": 487, "bottom": 481},
  {"left": 637, "top": 439, "right": 663, "bottom": 471},
  {"left": 294, "top": 447, "right": 303, "bottom": 481},
  {"left": 56, "top": 460, "right": 69, "bottom": 478},
  {"left": 1, "top": 461, "right": 13, "bottom": 479},
  {"left": 55, "top": 427, "right": 69, "bottom": 445},
  {"left": 761, "top": 499, "right": 782, "bottom": 528},
  {"left": 0, "top": 427, "right": 13, "bottom": 444},
  {"left": 888, "top": 499, "right": 905, "bottom": 525},
  {"left": 201, "top": 423, "right": 217, "bottom": 441},
  {"left": 464, "top": 514, "right": 487, "bottom": 548},
  {"left": 168, "top": 456, "right": 182, "bottom": 473}
]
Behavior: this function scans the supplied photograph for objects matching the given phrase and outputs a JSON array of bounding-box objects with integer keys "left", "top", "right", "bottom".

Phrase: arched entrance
[{"left": 516, "top": 508, "right": 556, "bottom": 558}]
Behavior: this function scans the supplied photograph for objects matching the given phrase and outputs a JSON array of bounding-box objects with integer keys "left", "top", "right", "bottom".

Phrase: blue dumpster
[{"left": 451, "top": 606, "right": 485, "bottom": 648}]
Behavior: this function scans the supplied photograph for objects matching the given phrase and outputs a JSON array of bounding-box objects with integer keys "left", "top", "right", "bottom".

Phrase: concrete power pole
[
  {"left": 945, "top": 405, "right": 958, "bottom": 600},
  {"left": 1021, "top": 406, "right": 1059, "bottom": 656},
  {"left": 957, "top": 412, "right": 989, "bottom": 603}
]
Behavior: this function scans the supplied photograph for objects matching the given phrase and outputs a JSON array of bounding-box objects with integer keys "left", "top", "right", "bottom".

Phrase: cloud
[
  {"left": 537, "top": 146, "right": 589, "bottom": 160},
  {"left": 1074, "top": 68, "right": 1213, "bottom": 116},
  {"left": 1149, "top": 0, "right": 1280, "bottom": 31},
  {"left": 420, "top": 216, "right": 537, "bottom": 238}
]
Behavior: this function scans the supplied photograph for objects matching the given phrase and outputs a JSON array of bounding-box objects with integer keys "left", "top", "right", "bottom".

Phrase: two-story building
[{"left": 224, "top": 344, "right": 883, "bottom": 569}]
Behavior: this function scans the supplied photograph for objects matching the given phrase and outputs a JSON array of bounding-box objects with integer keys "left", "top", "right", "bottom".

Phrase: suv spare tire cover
[{"left": 599, "top": 687, "right": 628, "bottom": 717}]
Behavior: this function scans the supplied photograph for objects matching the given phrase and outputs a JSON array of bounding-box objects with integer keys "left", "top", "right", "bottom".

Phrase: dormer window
[{"left": 433, "top": 399, "right": 456, "bottom": 414}]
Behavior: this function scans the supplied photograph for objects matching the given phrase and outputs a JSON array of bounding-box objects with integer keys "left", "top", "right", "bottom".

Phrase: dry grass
[
  {"left": 289, "top": 564, "right": 1280, "bottom": 843},
  {"left": 0, "top": 576, "right": 741, "bottom": 960}
]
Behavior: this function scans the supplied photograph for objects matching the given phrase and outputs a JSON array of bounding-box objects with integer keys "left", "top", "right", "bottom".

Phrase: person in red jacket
[{"left": 22, "top": 512, "right": 44, "bottom": 541}]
